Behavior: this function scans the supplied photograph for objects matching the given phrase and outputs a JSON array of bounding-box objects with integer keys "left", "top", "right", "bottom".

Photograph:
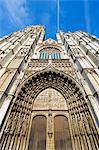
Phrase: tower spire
[{"left": 57, "top": 0, "right": 60, "bottom": 32}]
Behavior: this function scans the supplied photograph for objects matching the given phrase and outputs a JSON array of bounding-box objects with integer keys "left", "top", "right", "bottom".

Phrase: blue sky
[{"left": 0, "top": 0, "right": 99, "bottom": 39}]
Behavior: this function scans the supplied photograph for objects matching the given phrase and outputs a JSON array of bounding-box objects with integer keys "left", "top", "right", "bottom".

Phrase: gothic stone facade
[{"left": 0, "top": 25, "right": 99, "bottom": 150}]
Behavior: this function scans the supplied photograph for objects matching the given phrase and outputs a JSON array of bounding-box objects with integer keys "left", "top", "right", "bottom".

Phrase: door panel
[
  {"left": 54, "top": 116, "right": 73, "bottom": 150},
  {"left": 28, "top": 115, "right": 46, "bottom": 150}
]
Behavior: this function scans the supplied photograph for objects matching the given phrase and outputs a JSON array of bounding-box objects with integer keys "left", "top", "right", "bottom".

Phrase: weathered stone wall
[{"left": 0, "top": 26, "right": 99, "bottom": 150}]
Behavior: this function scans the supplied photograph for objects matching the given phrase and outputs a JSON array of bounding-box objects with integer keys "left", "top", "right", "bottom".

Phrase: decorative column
[
  {"left": 46, "top": 90, "right": 55, "bottom": 150},
  {"left": 46, "top": 110, "right": 55, "bottom": 150}
]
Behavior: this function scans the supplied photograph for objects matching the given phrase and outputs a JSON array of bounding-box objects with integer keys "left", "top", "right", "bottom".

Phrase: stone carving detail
[
  {"left": 0, "top": 71, "right": 99, "bottom": 150},
  {"left": 48, "top": 112, "right": 53, "bottom": 138},
  {"left": 33, "top": 88, "right": 67, "bottom": 110},
  {"left": 24, "top": 59, "right": 77, "bottom": 81}
]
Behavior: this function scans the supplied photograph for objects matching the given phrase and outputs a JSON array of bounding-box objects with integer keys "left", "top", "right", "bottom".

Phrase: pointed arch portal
[{"left": 0, "top": 70, "right": 99, "bottom": 150}]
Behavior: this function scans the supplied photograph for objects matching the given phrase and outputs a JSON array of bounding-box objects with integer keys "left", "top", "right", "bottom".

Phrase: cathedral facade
[{"left": 0, "top": 25, "right": 99, "bottom": 150}]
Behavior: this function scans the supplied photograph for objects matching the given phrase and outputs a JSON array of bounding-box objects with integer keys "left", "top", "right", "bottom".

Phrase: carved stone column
[{"left": 46, "top": 110, "right": 55, "bottom": 150}]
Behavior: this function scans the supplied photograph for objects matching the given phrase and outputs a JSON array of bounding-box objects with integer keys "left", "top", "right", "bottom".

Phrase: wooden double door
[{"left": 28, "top": 114, "right": 73, "bottom": 150}]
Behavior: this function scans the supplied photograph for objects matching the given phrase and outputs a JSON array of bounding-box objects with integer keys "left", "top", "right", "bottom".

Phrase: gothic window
[
  {"left": 39, "top": 47, "right": 61, "bottom": 59},
  {"left": 54, "top": 116, "right": 73, "bottom": 150},
  {"left": 28, "top": 115, "right": 46, "bottom": 150}
]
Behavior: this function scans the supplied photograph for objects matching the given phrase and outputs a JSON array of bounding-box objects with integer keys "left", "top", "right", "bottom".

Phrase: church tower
[{"left": 0, "top": 25, "right": 99, "bottom": 150}]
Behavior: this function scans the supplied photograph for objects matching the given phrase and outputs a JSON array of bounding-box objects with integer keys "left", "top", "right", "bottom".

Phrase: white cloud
[{"left": 3, "top": 0, "right": 31, "bottom": 27}]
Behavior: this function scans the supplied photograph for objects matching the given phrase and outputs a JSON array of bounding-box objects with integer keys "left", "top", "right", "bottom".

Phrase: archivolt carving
[
  {"left": 36, "top": 45, "right": 63, "bottom": 53},
  {"left": 0, "top": 70, "right": 99, "bottom": 150}
]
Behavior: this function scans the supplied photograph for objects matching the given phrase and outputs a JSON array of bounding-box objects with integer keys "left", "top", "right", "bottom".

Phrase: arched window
[
  {"left": 29, "top": 115, "right": 46, "bottom": 150},
  {"left": 39, "top": 47, "right": 61, "bottom": 59},
  {"left": 54, "top": 116, "right": 73, "bottom": 150}
]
